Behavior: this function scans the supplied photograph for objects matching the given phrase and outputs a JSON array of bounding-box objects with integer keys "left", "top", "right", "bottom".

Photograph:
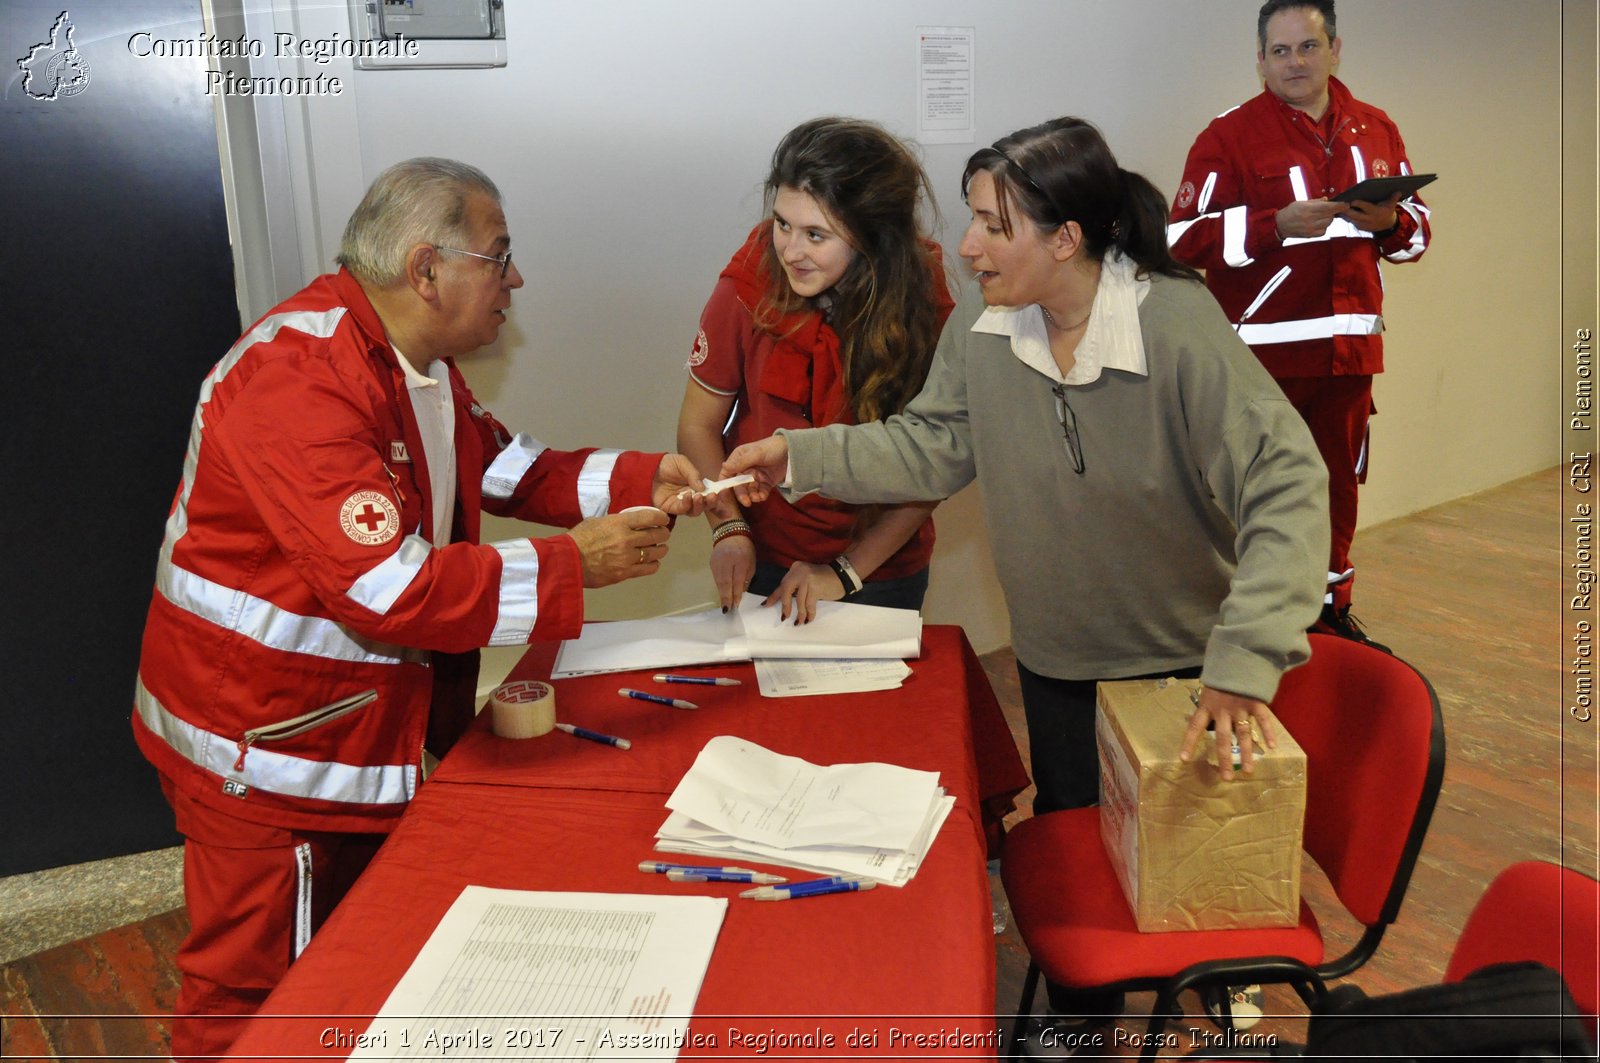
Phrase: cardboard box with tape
[{"left": 1096, "top": 677, "right": 1306, "bottom": 932}]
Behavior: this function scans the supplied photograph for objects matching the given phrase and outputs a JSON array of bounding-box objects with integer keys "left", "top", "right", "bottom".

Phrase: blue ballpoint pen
[
  {"left": 637, "top": 861, "right": 787, "bottom": 883},
  {"left": 736, "top": 875, "right": 851, "bottom": 897},
  {"left": 743, "top": 878, "right": 877, "bottom": 901},
  {"left": 665, "top": 869, "right": 787, "bottom": 884},
  {"left": 618, "top": 687, "right": 698, "bottom": 710},
  {"left": 554, "top": 722, "right": 631, "bottom": 750},
  {"left": 652, "top": 674, "right": 742, "bottom": 687}
]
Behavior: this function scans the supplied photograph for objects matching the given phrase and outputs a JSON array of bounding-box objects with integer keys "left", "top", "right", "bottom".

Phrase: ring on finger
[{"left": 638, "top": 547, "right": 647, "bottom": 564}]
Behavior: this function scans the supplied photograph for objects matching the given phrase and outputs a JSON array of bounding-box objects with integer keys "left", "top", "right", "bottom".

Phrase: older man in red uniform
[
  {"left": 133, "top": 158, "right": 706, "bottom": 1059},
  {"left": 1169, "top": 0, "right": 1431, "bottom": 650}
]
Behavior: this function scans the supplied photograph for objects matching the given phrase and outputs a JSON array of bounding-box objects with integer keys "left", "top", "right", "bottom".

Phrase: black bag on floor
[{"left": 1304, "top": 961, "right": 1594, "bottom": 1060}]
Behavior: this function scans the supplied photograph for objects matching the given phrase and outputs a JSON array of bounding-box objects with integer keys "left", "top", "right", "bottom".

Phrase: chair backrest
[
  {"left": 1443, "top": 860, "right": 1599, "bottom": 1040},
  {"left": 1271, "top": 634, "right": 1445, "bottom": 929}
]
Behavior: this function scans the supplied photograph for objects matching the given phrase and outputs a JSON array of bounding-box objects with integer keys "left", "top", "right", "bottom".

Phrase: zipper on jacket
[
  {"left": 233, "top": 689, "right": 379, "bottom": 772},
  {"left": 1235, "top": 266, "right": 1293, "bottom": 333},
  {"left": 381, "top": 462, "right": 406, "bottom": 506}
]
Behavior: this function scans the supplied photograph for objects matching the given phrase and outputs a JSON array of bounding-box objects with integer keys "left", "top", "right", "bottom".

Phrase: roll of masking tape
[{"left": 490, "top": 680, "right": 556, "bottom": 739}]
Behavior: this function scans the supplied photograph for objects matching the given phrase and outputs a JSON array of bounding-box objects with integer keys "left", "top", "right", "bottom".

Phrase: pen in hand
[{"left": 619, "top": 687, "right": 698, "bottom": 710}]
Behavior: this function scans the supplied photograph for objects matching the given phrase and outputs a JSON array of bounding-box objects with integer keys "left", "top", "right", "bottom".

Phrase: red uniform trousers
[
  {"left": 1275, "top": 375, "right": 1373, "bottom": 612},
  {"left": 162, "top": 777, "right": 385, "bottom": 1061}
]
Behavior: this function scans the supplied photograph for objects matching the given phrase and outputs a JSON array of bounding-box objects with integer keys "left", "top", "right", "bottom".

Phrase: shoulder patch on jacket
[{"left": 339, "top": 491, "right": 400, "bottom": 546}]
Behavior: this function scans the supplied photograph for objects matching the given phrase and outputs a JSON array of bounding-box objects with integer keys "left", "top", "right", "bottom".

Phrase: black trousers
[{"left": 1017, "top": 659, "right": 1202, "bottom": 815}]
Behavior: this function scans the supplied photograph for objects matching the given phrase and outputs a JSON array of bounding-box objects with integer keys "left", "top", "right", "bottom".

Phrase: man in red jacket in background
[
  {"left": 133, "top": 157, "right": 706, "bottom": 1059},
  {"left": 1168, "top": 0, "right": 1431, "bottom": 652}
]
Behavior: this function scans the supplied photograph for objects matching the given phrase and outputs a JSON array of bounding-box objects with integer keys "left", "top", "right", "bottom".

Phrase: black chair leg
[
  {"left": 1008, "top": 961, "right": 1042, "bottom": 1061},
  {"left": 1142, "top": 988, "right": 1184, "bottom": 1062}
]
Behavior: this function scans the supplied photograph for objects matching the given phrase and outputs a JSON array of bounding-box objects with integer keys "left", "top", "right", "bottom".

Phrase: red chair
[
  {"left": 1001, "top": 634, "right": 1445, "bottom": 1060},
  {"left": 1444, "top": 859, "right": 1599, "bottom": 1041}
]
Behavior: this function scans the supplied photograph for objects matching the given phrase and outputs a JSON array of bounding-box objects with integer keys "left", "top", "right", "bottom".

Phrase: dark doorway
[{"left": 2, "top": 2, "right": 244, "bottom": 874}]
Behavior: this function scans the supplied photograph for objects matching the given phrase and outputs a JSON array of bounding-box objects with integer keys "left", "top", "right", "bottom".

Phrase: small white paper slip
[
  {"left": 754, "top": 657, "right": 912, "bottom": 698},
  {"left": 677, "top": 473, "right": 755, "bottom": 499}
]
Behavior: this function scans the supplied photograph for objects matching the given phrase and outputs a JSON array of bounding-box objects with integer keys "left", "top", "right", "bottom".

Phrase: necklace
[{"left": 1040, "top": 305, "right": 1091, "bottom": 332}]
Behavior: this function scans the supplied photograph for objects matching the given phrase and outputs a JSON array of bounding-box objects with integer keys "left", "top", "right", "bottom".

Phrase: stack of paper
[
  {"left": 654, "top": 736, "right": 953, "bottom": 886},
  {"left": 553, "top": 596, "right": 921, "bottom": 678}
]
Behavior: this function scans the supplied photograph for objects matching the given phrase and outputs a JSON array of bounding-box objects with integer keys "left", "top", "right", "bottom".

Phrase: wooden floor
[{"left": 2, "top": 467, "right": 1590, "bottom": 1060}]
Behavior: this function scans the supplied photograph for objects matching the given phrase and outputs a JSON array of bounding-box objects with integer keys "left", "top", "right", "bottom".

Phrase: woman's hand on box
[{"left": 1179, "top": 686, "right": 1278, "bottom": 781}]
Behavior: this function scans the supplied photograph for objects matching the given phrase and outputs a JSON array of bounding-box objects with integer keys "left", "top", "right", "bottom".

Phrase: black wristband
[{"left": 829, "top": 555, "right": 863, "bottom": 598}]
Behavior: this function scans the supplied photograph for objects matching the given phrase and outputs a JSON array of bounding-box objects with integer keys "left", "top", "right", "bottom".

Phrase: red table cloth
[{"left": 224, "top": 625, "right": 1026, "bottom": 1060}]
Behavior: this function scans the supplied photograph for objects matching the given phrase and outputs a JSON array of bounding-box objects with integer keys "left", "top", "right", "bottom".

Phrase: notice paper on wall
[
  {"left": 349, "top": 887, "right": 726, "bottom": 1061},
  {"left": 915, "top": 25, "right": 976, "bottom": 145}
]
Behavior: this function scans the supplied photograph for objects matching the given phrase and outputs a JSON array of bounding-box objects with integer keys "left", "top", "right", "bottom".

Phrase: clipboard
[{"left": 1333, "top": 173, "right": 1436, "bottom": 203}]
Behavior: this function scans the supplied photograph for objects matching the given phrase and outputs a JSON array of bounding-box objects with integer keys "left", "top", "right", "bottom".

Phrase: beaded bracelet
[{"left": 711, "top": 519, "right": 753, "bottom": 546}]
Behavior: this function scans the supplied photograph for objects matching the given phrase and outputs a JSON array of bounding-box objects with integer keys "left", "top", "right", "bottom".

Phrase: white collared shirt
[
  {"left": 970, "top": 250, "right": 1152, "bottom": 385},
  {"left": 394, "top": 348, "right": 457, "bottom": 548}
]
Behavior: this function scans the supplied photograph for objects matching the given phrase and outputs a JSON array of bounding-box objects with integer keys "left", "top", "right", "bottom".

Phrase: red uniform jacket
[
  {"left": 1167, "top": 77, "right": 1431, "bottom": 378},
  {"left": 134, "top": 269, "right": 660, "bottom": 833}
]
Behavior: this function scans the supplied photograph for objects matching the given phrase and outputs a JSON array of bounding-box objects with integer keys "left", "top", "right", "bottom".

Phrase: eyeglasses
[
  {"left": 433, "top": 244, "right": 514, "bottom": 278},
  {"left": 1052, "top": 383, "right": 1085, "bottom": 475}
]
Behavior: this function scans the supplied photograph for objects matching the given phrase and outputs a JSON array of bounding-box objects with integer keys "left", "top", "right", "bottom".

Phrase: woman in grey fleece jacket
[{"left": 721, "top": 117, "right": 1329, "bottom": 816}]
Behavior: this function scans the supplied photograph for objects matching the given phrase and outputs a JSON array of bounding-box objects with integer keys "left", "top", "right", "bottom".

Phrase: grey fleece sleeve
[
  {"left": 781, "top": 307, "right": 979, "bottom": 504},
  {"left": 1183, "top": 332, "right": 1330, "bottom": 702}
]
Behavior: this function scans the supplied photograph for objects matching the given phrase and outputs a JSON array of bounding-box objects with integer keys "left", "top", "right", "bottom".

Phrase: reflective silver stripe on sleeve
[
  {"left": 1282, "top": 217, "right": 1368, "bottom": 247},
  {"left": 1196, "top": 171, "right": 1218, "bottom": 214},
  {"left": 1222, "top": 205, "right": 1253, "bottom": 267},
  {"left": 1288, "top": 165, "right": 1308, "bottom": 201},
  {"left": 163, "top": 308, "right": 348, "bottom": 553},
  {"left": 157, "top": 558, "right": 426, "bottom": 666},
  {"left": 576, "top": 449, "right": 622, "bottom": 518},
  {"left": 1237, "top": 313, "right": 1383, "bottom": 345},
  {"left": 293, "top": 844, "right": 313, "bottom": 959},
  {"left": 346, "top": 534, "right": 432, "bottom": 616},
  {"left": 134, "top": 680, "right": 417, "bottom": 805},
  {"left": 482, "top": 432, "right": 549, "bottom": 501},
  {"left": 1166, "top": 215, "right": 1206, "bottom": 248},
  {"left": 1350, "top": 146, "right": 1367, "bottom": 183},
  {"left": 487, "top": 538, "right": 540, "bottom": 646},
  {"left": 1387, "top": 201, "right": 1430, "bottom": 261}
]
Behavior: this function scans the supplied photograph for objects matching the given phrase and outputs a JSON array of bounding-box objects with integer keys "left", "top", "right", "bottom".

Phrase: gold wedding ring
[{"left": 638, "top": 548, "right": 647, "bottom": 564}]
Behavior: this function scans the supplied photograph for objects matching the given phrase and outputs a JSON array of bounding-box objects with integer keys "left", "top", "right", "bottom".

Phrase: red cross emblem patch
[
  {"left": 1176, "top": 181, "right": 1195, "bottom": 209},
  {"left": 339, "top": 490, "right": 400, "bottom": 546},
  {"left": 687, "top": 328, "right": 709, "bottom": 368},
  {"left": 1372, "top": 159, "right": 1391, "bottom": 177}
]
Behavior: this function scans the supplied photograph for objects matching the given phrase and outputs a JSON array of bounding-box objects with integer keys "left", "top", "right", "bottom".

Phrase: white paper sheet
[
  {"left": 349, "top": 887, "right": 726, "bottom": 1061},
  {"left": 653, "top": 737, "right": 952, "bottom": 885},
  {"left": 553, "top": 597, "right": 921, "bottom": 677},
  {"left": 753, "top": 657, "right": 912, "bottom": 697},
  {"left": 655, "top": 793, "right": 955, "bottom": 886},
  {"left": 665, "top": 735, "right": 940, "bottom": 850}
]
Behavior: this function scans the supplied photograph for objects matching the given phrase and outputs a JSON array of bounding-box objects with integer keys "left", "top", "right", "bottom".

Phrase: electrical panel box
[{"left": 347, "top": 0, "right": 506, "bottom": 69}]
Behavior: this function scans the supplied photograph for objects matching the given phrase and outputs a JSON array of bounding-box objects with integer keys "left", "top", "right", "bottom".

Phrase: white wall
[{"left": 233, "top": 0, "right": 1567, "bottom": 675}]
